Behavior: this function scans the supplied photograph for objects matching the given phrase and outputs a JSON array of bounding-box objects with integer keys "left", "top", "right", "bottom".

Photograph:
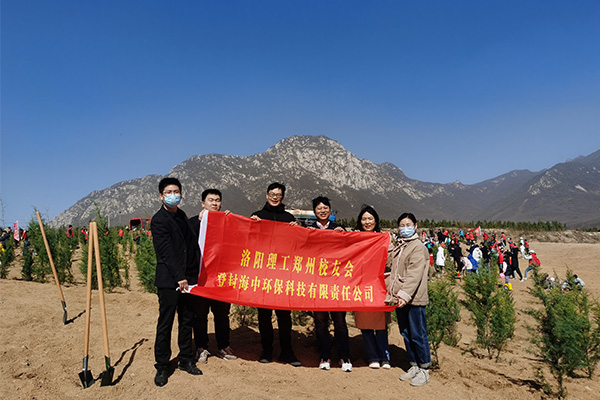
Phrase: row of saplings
[
  {"left": 426, "top": 258, "right": 600, "bottom": 400},
  {"left": 4, "top": 219, "right": 599, "bottom": 399}
]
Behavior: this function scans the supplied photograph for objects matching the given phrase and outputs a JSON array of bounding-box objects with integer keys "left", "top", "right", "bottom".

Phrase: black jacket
[
  {"left": 151, "top": 206, "right": 200, "bottom": 288},
  {"left": 251, "top": 203, "right": 295, "bottom": 222}
]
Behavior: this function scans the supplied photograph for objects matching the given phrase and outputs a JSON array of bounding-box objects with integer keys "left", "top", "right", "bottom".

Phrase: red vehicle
[{"left": 129, "top": 218, "right": 151, "bottom": 231}]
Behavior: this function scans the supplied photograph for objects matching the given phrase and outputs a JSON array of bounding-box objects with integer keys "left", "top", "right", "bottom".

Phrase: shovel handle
[
  {"left": 83, "top": 222, "right": 95, "bottom": 359},
  {"left": 92, "top": 222, "right": 111, "bottom": 360},
  {"left": 36, "top": 211, "right": 66, "bottom": 303}
]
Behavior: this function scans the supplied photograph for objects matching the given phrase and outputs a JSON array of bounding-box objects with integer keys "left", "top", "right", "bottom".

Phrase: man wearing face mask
[{"left": 151, "top": 177, "right": 203, "bottom": 387}]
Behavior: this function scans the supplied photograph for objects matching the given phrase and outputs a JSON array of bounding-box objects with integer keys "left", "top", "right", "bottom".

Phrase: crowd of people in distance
[{"left": 150, "top": 178, "right": 432, "bottom": 388}]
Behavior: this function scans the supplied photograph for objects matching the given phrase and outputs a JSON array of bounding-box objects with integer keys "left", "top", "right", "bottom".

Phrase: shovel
[
  {"left": 92, "top": 221, "right": 114, "bottom": 386},
  {"left": 36, "top": 211, "right": 68, "bottom": 324},
  {"left": 79, "top": 222, "right": 95, "bottom": 388}
]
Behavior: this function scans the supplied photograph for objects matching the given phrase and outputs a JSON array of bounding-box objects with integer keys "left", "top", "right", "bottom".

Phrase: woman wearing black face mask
[{"left": 385, "top": 212, "right": 431, "bottom": 387}]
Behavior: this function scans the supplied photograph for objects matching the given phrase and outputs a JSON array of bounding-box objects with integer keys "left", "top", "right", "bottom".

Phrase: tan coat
[{"left": 385, "top": 235, "right": 429, "bottom": 306}]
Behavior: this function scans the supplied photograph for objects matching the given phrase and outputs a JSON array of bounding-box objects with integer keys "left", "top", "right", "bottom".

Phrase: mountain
[{"left": 51, "top": 136, "right": 600, "bottom": 228}]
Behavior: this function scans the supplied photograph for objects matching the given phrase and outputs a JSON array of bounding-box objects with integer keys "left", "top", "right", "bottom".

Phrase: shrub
[
  {"left": 80, "top": 208, "right": 126, "bottom": 291},
  {"left": 231, "top": 305, "right": 257, "bottom": 327},
  {"left": 528, "top": 268, "right": 600, "bottom": 398},
  {"left": 21, "top": 243, "right": 34, "bottom": 281},
  {"left": 463, "top": 268, "right": 516, "bottom": 360},
  {"left": 135, "top": 234, "right": 157, "bottom": 293},
  {"left": 0, "top": 235, "right": 15, "bottom": 279},
  {"left": 427, "top": 274, "right": 461, "bottom": 367}
]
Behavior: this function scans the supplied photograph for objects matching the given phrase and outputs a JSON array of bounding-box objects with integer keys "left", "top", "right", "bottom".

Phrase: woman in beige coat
[{"left": 386, "top": 212, "right": 431, "bottom": 387}]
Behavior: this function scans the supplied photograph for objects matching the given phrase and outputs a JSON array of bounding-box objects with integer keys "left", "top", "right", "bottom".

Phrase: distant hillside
[{"left": 51, "top": 136, "right": 600, "bottom": 228}]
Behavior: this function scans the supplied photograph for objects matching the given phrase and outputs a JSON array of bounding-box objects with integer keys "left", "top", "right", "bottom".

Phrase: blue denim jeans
[
  {"left": 360, "top": 329, "right": 389, "bottom": 363},
  {"left": 395, "top": 305, "right": 431, "bottom": 368}
]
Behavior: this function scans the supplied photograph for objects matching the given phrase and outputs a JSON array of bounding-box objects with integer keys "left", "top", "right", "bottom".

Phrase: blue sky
[{"left": 1, "top": 0, "right": 599, "bottom": 226}]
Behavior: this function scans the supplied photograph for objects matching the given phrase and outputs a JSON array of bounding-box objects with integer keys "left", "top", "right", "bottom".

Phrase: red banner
[{"left": 190, "top": 211, "right": 395, "bottom": 311}]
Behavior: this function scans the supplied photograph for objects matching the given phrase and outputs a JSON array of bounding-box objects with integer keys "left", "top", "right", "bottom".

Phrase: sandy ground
[{"left": 1, "top": 239, "right": 599, "bottom": 400}]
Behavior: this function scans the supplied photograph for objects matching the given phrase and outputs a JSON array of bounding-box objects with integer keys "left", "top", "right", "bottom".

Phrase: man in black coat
[
  {"left": 250, "top": 182, "right": 301, "bottom": 366},
  {"left": 152, "top": 177, "right": 202, "bottom": 387}
]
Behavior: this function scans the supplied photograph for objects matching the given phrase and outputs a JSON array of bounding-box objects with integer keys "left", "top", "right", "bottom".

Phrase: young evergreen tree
[
  {"left": 528, "top": 268, "right": 600, "bottom": 398},
  {"left": 427, "top": 273, "right": 461, "bottom": 367},
  {"left": 135, "top": 234, "right": 157, "bottom": 293},
  {"left": 463, "top": 268, "right": 516, "bottom": 360},
  {"left": 0, "top": 234, "right": 15, "bottom": 278}
]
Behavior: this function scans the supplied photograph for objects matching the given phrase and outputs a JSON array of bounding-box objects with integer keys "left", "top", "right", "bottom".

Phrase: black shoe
[
  {"left": 178, "top": 361, "right": 203, "bottom": 376},
  {"left": 279, "top": 352, "right": 302, "bottom": 367},
  {"left": 259, "top": 352, "right": 272, "bottom": 363},
  {"left": 154, "top": 370, "right": 168, "bottom": 387}
]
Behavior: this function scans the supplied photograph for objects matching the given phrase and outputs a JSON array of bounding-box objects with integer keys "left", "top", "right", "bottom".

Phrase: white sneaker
[
  {"left": 410, "top": 368, "right": 430, "bottom": 387},
  {"left": 399, "top": 365, "right": 419, "bottom": 381},
  {"left": 319, "top": 359, "right": 331, "bottom": 370},
  {"left": 520, "top": 279, "right": 524, "bottom": 282},
  {"left": 382, "top": 361, "right": 391, "bottom": 369},
  {"left": 195, "top": 348, "right": 210, "bottom": 364},
  {"left": 218, "top": 346, "right": 237, "bottom": 360},
  {"left": 368, "top": 361, "right": 381, "bottom": 369},
  {"left": 340, "top": 359, "right": 352, "bottom": 372}
]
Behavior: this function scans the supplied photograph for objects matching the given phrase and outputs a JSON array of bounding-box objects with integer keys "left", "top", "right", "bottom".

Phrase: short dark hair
[
  {"left": 397, "top": 212, "right": 417, "bottom": 226},
  {"left": 158, "top": 177, "right": 182, "bottom": 194},
  {"left": 355, "top": 205, "right": 381, "bottom": 232},
  {"left": 312, "top": 196, "right": 331, "bottom": 211},
  {"left": 202, "top": 189, "right": 222, "bottom": 201},
  {"left": 267, "top": 182, "right": 286, "bottom": 196}
]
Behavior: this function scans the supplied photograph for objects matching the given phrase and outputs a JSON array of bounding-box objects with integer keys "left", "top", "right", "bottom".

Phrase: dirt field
[{"left": 1, "top": 237, "right": 599, "bottom": 399}]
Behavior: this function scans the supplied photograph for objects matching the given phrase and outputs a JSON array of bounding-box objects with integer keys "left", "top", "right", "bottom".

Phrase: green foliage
[
  {"left": 231, "top": 305, "right": 257, "bottom": 327},
  {"left": 528, "top": 268, "right": 600, "bottom": 398},
  {"left": 291, "top": 310, "right": 312, "bottom": 328},
  {"left": 27, "top": 215, "right": 75, "bottom": 283},
  {"left": 427, "top": 274, "right": 461, "bottom": 367},
  {"left": 21, "top": 242, "right": 34, "bottom": 281},
  {"left": 0, "top": 234, "right": 16, "bottom": 278},
  {"left": 135, "top": 234, "right": 157, "bottom": 293},
  {"left": 79, "top": 207, "right": 128, "bottom": 291},
  {"left": 463, "top": 268, "right": 516, "bottom": 360},
  {"left": 417, "top": 219, "right": 566, "bottom": 232}
]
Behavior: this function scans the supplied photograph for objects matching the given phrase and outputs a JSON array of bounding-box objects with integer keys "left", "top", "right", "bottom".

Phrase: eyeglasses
[{"left": 267, "top": 192, "right": 283, "bottom": 199}]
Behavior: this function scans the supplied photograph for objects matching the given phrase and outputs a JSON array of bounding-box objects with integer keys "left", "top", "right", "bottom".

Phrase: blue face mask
[
  {"left": 399, "top": 226, "right": 415, "bottom": 238},
  {"left": 163, "top": 194, "right": 181, "bottom": 208}
]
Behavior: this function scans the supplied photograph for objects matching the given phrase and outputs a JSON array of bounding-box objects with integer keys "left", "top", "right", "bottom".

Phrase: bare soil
[{"left": 1, "top": 236, "right": 599, "bottom": 399}]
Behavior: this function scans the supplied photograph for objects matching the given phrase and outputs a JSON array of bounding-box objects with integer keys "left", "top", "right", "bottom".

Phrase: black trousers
[
  {"left": 258, "top": 308, "right": 292, "bottom": 356},
  {"left": 314, "top": 311, "right": 350, "bottom": 361},
  {"left": 154, "top": 288, "right": 195, "bottom": 371},
  {"left": 191, "top": 296, "right": 231, "bottom": 350}
]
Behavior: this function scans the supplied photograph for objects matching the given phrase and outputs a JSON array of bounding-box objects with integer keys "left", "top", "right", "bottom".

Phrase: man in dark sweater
[
  {"left": 250, "top": 182, "right": 301, "bottom": 366},
  {"left": 151, "top": 177, "right": 203, "bottom": 387}
]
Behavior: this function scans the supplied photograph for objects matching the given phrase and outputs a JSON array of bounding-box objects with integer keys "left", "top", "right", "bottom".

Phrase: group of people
[
  {"left": 151, "top": 177, "right": 432, "bottom": 388},
  {"left": 430, "top": 228, "right": 547, "bottom": 291}
]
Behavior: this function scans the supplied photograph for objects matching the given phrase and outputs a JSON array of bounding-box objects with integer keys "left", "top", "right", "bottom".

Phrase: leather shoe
[
  {"left": 178, "top": 361, "right": 203, "bottom": 376},
  {"left": 154, "top": 370, "right": 168, "bottom": 387}
]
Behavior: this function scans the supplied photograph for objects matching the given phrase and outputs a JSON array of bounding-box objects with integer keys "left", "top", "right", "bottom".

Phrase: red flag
[
  {"left": 190, "top": 211, "right": 395, "bottom": 312},
  {"left": 468, "top": 226, "right": 482, "bottom": 236}
]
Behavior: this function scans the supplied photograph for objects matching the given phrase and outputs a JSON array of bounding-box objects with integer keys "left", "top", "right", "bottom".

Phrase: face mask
[
  {"left": 163, "top": 194, "right": 181, "bottom": 208},
  {"left": 399, "top": 227, "right": 415, "bottom": 238}
]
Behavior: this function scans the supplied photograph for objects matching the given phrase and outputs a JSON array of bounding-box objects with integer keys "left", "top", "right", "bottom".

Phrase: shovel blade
[
  {"left": 61, "top": 301, "right": 68, "bottom": 325},
  {"left": 100, "top": 367, "right": 114, "bottom": 386},
  {"left": 79, "top": 369, "right": 94, "bottom": 388}
]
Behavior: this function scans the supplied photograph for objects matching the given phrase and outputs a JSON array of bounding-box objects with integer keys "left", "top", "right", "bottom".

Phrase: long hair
[{"left": 355, "top": 205, "right": 381, "bottom": 232}]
